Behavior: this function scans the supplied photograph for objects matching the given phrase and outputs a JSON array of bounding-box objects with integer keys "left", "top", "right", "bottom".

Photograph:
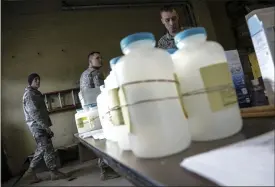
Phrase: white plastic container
[
  {"left": 110, "top": 57, "right": 131, "bottom": 151},
  {"left": 108, "top": 57, "right": 124, "bottom": 126},
  {"left": 103, "top": 75, "right": 117, "bottom": 142},
  {"left": 96, "top": 85, "right": 114, "bottom": 141},
  {"left": 75, "top": 109, "right": 93, "bottom": 134},
  {"left": 75, "top": 104, "right": 102, "bottom": 134},
  {"left": 173, "top": 27, "right": 243, "bottom": 141},
  {"left": 86, "top": 104, "right": 102, "bottom": 130},
  {"left": 116, "top": 125, "right": 131, "bottom": 151},
  {"left": 116, "top": 32, "right": 191, "bottom": 158},
  {"left": 101, "top": 65, "right": 121, "bottom": 142}
]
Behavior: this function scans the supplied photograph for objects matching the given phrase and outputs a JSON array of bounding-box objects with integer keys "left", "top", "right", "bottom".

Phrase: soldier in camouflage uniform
[
  {"left": 80, "top": 52, "right": 105, "bottom": 91},
  {"left": 21, "top": 73, "right": 69, "bottom": 184},
  {"left": 80, "top": 52, "right": 119, "bottom": 181},
  {"left": 158, "top": 6, "right": 184, "bottom": 49}
]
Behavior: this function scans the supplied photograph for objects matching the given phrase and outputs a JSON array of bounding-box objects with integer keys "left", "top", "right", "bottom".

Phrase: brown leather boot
[
  {"left": 20, "top": 167, "right": 42, "bottom": 185},
  {"left": 50, "top": 169, "right": 69, "bottom": 180}
]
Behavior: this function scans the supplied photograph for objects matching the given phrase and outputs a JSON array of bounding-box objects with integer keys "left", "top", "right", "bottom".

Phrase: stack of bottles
[
  {"left": 96, "top": 27, "right": 243, "bottom": 158},
  {"left": 76, "top": 86, "right": 102, "bottom": 134},
  {"left": 75, "top": 104, "right": 102, "bottom": 134}
]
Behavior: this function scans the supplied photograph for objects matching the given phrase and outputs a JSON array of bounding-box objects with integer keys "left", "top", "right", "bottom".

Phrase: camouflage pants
[{"left": 29, "top": 135, "right": 57, "bottom": 171}]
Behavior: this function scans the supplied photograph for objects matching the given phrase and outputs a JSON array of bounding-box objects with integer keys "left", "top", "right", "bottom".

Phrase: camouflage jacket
[
  {"left": 23, "top": 86, "right": 52, "bottom": 137},
  {"left": 158, "top": 27, "right": 187, "bottom": 49},
  {"left": 80, "top": 68, "right": 104, "bottom": 91},
  {"left": 158, "top": 32, "right": 177, "bottom": 49}
]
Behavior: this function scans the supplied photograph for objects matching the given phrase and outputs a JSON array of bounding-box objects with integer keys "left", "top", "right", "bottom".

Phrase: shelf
[
  {"left": 43, "top": 88, "right": 80, "bottom": 95},
  {"left": 241, "top": 105, "right": 275, "bottom": 118},
  {"left": 48, "top": 104, "right": 81, "bottom": 114},
  {"left": 43, "top": 87, "right": 81, "bottom": 114}
]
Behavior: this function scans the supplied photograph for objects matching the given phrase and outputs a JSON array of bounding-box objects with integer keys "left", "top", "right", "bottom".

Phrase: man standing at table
[
  {"left": 22, "top": 73, "right": 69, "bottom": 185},
  {"left": 158, "top": 6, "right": 185, "bottom": 49},
  {"left": 79, "top": 52, "right": 119, "bottom": 180},
  {"left": 80, "top": 51, "right": 105, "bottom": 91}
]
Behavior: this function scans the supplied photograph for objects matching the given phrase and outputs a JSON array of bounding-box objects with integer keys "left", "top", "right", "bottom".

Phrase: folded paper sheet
[
  {"left": 181, "top": 131, "right": 274, "bottom": 186},
  {"left": 79, "top": 129, "right": 105, "bottom": 139}
]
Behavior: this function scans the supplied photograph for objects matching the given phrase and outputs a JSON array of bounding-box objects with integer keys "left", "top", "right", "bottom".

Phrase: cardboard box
[{"left": 246, "top": 7, "right": 275, "bottom": 105}]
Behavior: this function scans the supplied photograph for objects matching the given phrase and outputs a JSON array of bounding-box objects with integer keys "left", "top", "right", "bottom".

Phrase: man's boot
[
  {"left": 98, "top": 158, "right": 120, "bottom": 181},
  {"left": 100, "top": 167, "right": 120, "bottom": 181},
  {"left": 20, "top": 167, "right": 42, "bottom": 185},
  {"left": 50, "top": 169, "right": 69, "bottom": 180}
]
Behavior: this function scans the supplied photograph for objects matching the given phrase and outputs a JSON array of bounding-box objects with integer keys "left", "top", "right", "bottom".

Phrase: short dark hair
[
  {"left": 28, "top": 73, "right": 40, "bottom": 85},
  {"left": 160, "top": 5, "right": 176, "bottom": 14},
  {"left": 88, "top": 52, "right": 100, "bottom": 59}
]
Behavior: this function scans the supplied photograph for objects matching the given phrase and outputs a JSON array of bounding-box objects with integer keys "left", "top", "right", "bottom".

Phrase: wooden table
[{"left": 74, "top": 117, "right": 275, "bottom": 186}]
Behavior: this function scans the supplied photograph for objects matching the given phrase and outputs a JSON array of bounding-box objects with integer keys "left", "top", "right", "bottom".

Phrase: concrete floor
[{"left": 4, "top": 160, "right": 133, "bottom": 186}]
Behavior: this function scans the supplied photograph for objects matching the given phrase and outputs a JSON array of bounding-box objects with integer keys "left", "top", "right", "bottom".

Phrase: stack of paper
[
  {"left": 181, "top": 131, "right": 274, "bottom": 186},
  {"left": 79, "top": 129, "right": 105, "bottom": 139}
]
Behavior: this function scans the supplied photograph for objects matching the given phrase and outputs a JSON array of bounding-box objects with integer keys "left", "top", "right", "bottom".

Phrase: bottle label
[
  {"left": 88, "top": 115, "right": 99, "bottom": 129},
  {"left": 77, "top": 117, "right": 88, "bottom": 128},
  {"left": 108, "top": 88, "right": 124, "bottom": 125},
  {"left": 118, "top": 87, "right": 131, "bottom": 133},
  {"left": 174, "top": 73, "right": 188, "bottom": 118},
  {"left": 200, "top": 62, "right": 238, "bottom": 112}
]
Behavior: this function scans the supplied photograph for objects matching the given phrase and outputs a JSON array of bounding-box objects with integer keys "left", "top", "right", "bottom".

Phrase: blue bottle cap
[
  {"left": 109, "top": 56, "right": 122, "bottom": 67},
  {"left": 167, "top": 48, "right": 177, "bottom": 54},
  {"left": 88, "top": 103, "right": 97, "bottom": 108},
  {"left": 175, "top": 27, "right": 206, "bottom": 46},
  {"left": 120, "top": 32, "right": 155, "bottom": 51}
]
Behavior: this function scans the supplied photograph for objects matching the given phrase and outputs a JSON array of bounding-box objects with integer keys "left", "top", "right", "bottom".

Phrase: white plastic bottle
[
  {"left": 97, "top": 85, "right": 113, "bottom": 140},
  {"left": 110, "top": 57, "right": 131, "bottom": 151},
  {"left": 75, "top": 109, "right": 92, "bottom": 134},
  {"left": 108, "top": 57, "right": 124, "bottom": 126},
  {"left": 97, "top": 85, "right": 106, "bottom": 124},
  {"left": 101, "top": 59, "right": 126, "bottom": 143},
  {"left": 103, "top": 74, "right": 118, "bottom": 142},
  {"left": 116, "top": 32, "right": 191, "bottom": 158},
  {"left": 86, "top": 104, "right": 102, "bottom": 130},
  {"left": 173, "top": 27, "right": 243, "bottom": 141}
]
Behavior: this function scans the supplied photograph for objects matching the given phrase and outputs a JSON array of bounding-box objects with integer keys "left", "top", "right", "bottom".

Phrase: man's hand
[{"left": 46, "top": 128, "right": 54, "bottom": 138}]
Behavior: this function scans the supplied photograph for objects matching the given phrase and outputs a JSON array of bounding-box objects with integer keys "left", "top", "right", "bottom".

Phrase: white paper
[
  {"left": 79, "top": 129, "right": 105, "bottom": 139},
  {"left": 252, "top": 30, "right": 274, "bottom": 80},
  {"left": 180, "top": 131, "right": 275, "bottom": 186},
  {"left": 252, "top": 29, "right": 275, "bottom": 105}
]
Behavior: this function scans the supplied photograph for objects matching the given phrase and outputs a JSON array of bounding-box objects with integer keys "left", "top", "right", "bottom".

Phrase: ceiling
[
  {"left": 63, "top": 0, "right": 181, "bottom": 4},
  {"left": 2, "top": 0, "right": 190, "bottom": 15},
  {"left": 3, "top": 0, "right": 185, "bottom": 3}
]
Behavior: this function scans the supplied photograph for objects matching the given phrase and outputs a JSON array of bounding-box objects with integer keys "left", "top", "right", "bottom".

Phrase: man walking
[{"left": 22, "top": 73, "right": 69, "bottom": 184}]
